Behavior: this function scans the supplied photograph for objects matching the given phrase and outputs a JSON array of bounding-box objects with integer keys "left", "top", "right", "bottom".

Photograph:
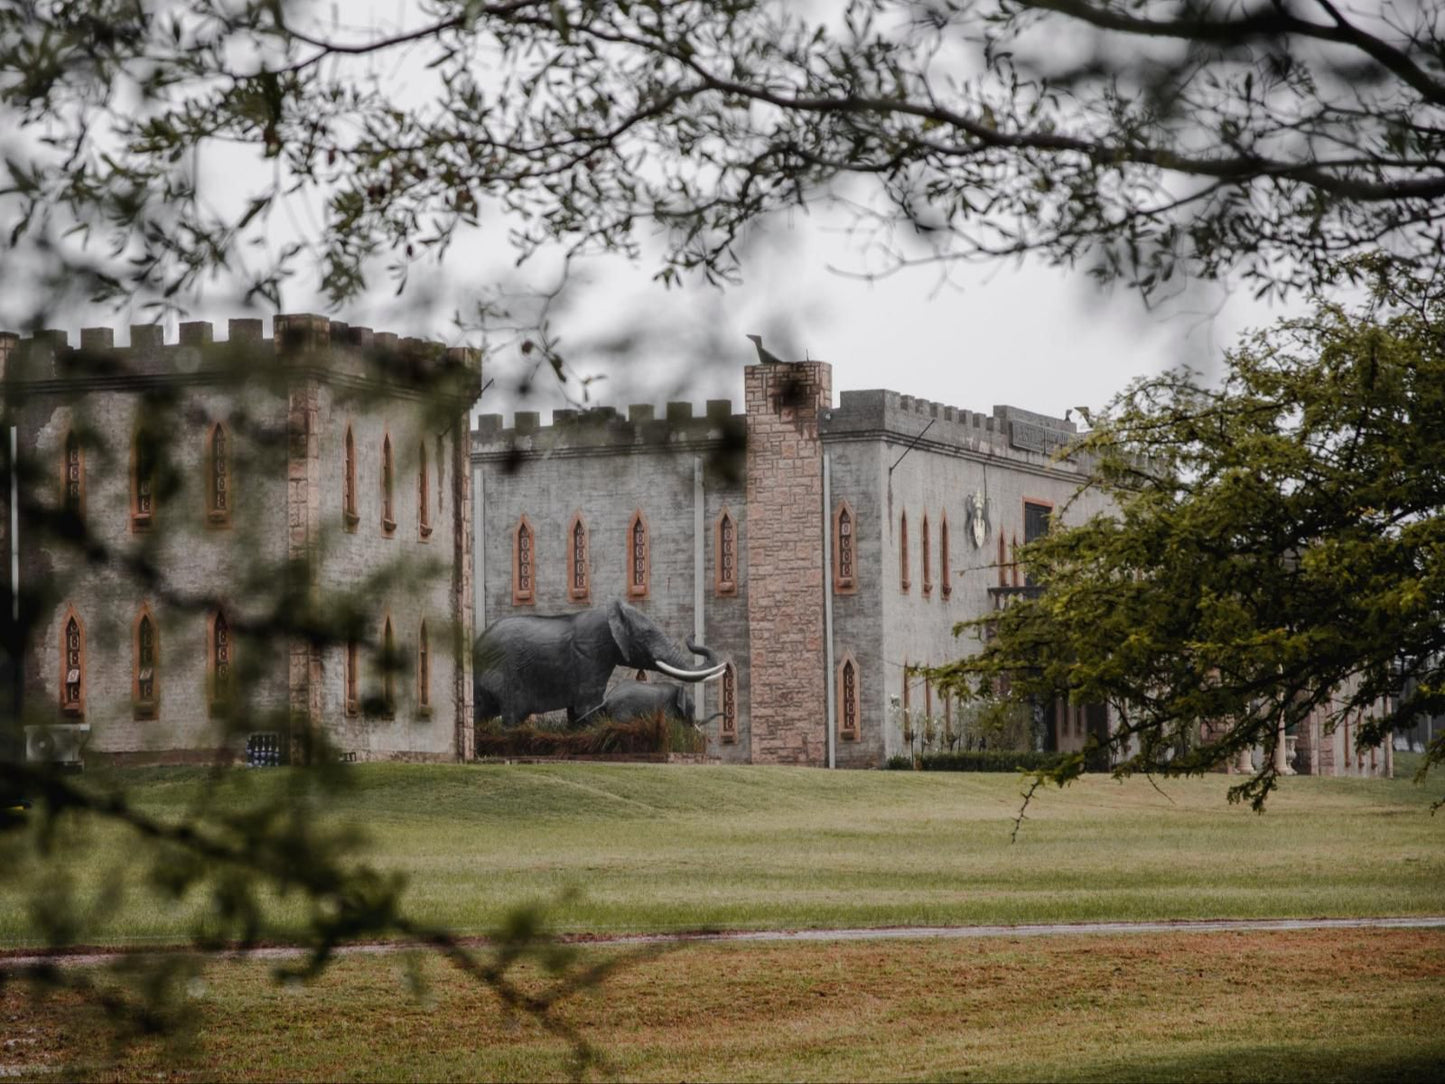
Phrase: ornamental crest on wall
[{"left": 965, "top": 491, "right": 989, "bottom": 548}]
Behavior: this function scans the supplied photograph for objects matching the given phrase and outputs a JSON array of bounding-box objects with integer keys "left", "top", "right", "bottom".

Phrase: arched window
[
  {"left": 715, "top": 508, "right": 737, "bottom": 597},
  {"left": 921, "top": 513, "right": 933, "bottom": 597},
  {"left": 899, "top": 510, "right": 910, "bottom": 592},
  {"left": 380, "top": 433, "right": 396, "bottom": 535},
  {"left": 62, "top": 430, "right": 84, "bottom": 520},
  {"left": 436, "top": 434, "right": 446, "bottom": 516},
  {"left": 940, "top": 513, "right": 952, "bottom": 598},
  {"left": 59, "top": 607, "right": 85, "bottom": 717},
  {"left": 131, "top": 427, "right": 156, "bottom": 531},
  {"left": 512, "top": 514, "right": 535, "bottom": 605},
  {"left": 568, "top": 511, "right": 591, "bottom": 602},
  {"left": 627, "top": 509, "right": 649, "bottom": 599},
  {"left": 345, "top": 634, "right": 360, "bottom": 716},
  {"left": 997, "top": 532, "right": 1007, "bottom": 587},
  {"left": 380, "top": 615, "right": 397, "bottom": 716},
  {"left": 417, "top": 619, "right": 431, "bottom": 712},
  {"left": 833, "top": 500, "right": 857, "bottom": 595},
  {"left": 837, "top": 654, "right": 859, "bottom": 741},
  {"left": 342, "top": 425, "right": 359, "bottom": 530},
  {"left": 208, "top": 608, "right": 234, "bottom": 716},
  {"left": 134, "top": 605, "right": 158, "bottom": 719},
  {"left": 205, "top": 422, "right": 231, "bottom": 526},
  {"left": 418, "top": 440, "right": 432, "bottom": 540},
  {"left": 720, "top": 663, "right": 737, "bottom": 744}
]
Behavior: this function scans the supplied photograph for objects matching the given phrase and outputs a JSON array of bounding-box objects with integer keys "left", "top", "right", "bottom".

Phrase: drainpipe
[
  {"left": 472, "top": 461, "right": 485, "bottom": 632},
  {"left": 693, "top": 457, "right": 705, "bottom": 724},
  {"left": 823, "top": 451, "right": 836, "bottom": 769}
]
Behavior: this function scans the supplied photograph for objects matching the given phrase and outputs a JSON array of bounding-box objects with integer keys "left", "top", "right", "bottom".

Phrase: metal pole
[
  {"left": 823, "top": 452, "right": 835, "bottom": 769},
  {"left": 693, "top": 457, "right": 705, "bottom": 724}
]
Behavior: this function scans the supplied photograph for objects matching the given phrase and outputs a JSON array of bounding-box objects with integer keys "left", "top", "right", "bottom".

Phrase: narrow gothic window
[
  {"left": 208, "top": 608, "right": 234, "bottom": 715},
  {"left": 837, "top": 655, "right": 859, "bottom": 741},
  {"left": 720, "top": 663, "right": 737, "bottom": 744},
  {"left": 715, "top": 508, "right": 737, "bottom": 597},
  {"left": 997, "top": 532, "right": 1007, "bottom": 587},
  {"left": 345, "top": 635, "right": 360, "bottom": 715},
  {"left": 60, "top": 608, "right": 84, "bottom": 716},
  {"left": 940, "top": 513, "right": 952, "bottom": 598},
  {"left": 417, "top": 441, "right": 432, "bottom": 539},
  {"left": 62, "top": 430, "right": 84, "bottom": 520},
  {"left": 417, "top": 620, "right": 431, "bottom": 711},
  {"left": 205, "top": 423, "right": 231, "bottom": 525},
  {"left": 380, "top": 434, "right": 396, "bottom": 534},
  {"left": 436, "top": 434, "right": 445, "bottom": 516},
  {"left": 380, "top": 616, "right": 397, "bottom": 716},
  {"left": 512, "top": 515, "right": 535, "bottom": 605},
  {"left": 900, "top": 511, "right": 910, "bottom": 592},
  {"left": 922, "top": 514, "right": 933, "bottom": 596},
  {"left": 134, "top": 606, "right": 158, "bottom": 718},
  {"left": 924, "top": 672, "right": 933, "bottom": 719},
  {"left": 833, "top": 501, "right": 856, "bottom": 594},
  {"left": 343, "top": 425, "right": 359, "bottom": 530},
  {"left": 568, "top": 512, "right": 591, "bottom": 602},
  {"left": 627, "top": 509, "right": 650, "bottom": 599},
  {"left": 131, "top": 428, "right": 156, "bottom": 531}
]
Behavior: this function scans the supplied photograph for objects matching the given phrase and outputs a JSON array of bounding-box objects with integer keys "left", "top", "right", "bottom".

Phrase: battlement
[
  {"left": 0, "top": 314, "right": 481, "bottom": 396},
  {"left": 472, "top": 398, "right": 744, "bottom": 452},
  {"left": 820, "top": 388, "right": 1080, "bottom": 460}
]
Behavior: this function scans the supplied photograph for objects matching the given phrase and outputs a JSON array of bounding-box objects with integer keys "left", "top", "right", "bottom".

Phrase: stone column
[{"left": 745, "top": 360, "right": 831, "bottom": 765}]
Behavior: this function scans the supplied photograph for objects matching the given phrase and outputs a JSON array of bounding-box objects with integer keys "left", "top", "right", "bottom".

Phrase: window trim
[
  {"left": 568, "top": 511, "right": 591, "bottom": 602},
  {"left": 62, "top": 429, "right": 85, "bottom": 521},
  {"left": 345, "top": 634, "right": 360, "bottom": 717},
  {"left": 512, "top": 514, "right": 536, "bottom": 605},
  {"left": 380, "top": 432, "right": 396, "bottom": 536},
  {"left": 921, "top": 513, "right": 933, "bottom": 597},
  {"left": 836, "top": 653, "right": 859, "bottom": 742},
  {"left": 204, "top": 421, "right": 232, "bottom": 527},
  {"left": 342, "top": 424, "right": 360, "bottom": 531},
  {"left": 207, "top": 607, "right": 234, "bottom": 717},
  {"left": 939, "top": 512, "right": 952, "bottom": 598},
  {"left": 417, "top": 619, "right": 432, "bottom": 716},
  {"left": 379, "top": 614, "right": 397, "bottom": 718},
  {"left": 130, "top": 426, "right": 155, "bottom": 533},
  {"left": 133, "top": 604, "right": 159, "bottom": 719},
  {"left": 59, "top": 605, "right": 85, "bottom": 718},
  {"left": 720, "top": 662, "right": 738, "bottom": 744},
  {"left": 626, "top": 508, "right": 650, "bottom": 599},
  {"left": 832, "top": 500, "right": 857, "bottom": 595},
  {"left": 714, "top": 507, "right": 738, "bottom": 597},
  {"left": 417, "top": 440, "right": 432, "bottom": 540},
  {"left": 899, "top": 510, "right": 910, "bottom": 592}
]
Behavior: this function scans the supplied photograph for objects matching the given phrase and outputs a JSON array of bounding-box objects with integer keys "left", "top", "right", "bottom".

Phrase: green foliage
[
  {"left": 886, "top": 750, "right": 1072, "bottom": 772},
  {"left": 475, "top": 715, "right": 707, "bottom": 758},
  {"left": 936, "top": 268, "right": 1445, "bottom": 809}
]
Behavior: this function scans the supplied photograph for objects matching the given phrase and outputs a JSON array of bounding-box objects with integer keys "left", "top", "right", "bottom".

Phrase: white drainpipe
[
  {"left": 823, "top": 451, "right": 836, "bottom": 769},
  {"left": 472, "top": 462, "right": 484, "bottom": 632},
  {"left": 693, "top": 456, "right": 705, "bottom": 723}
]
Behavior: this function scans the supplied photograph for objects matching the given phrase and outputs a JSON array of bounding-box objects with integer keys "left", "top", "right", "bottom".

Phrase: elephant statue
[
  {"left": 474, "top": 599, "right": 726, "bottom": 727},
  {"left": 599, "top": 681, "right": 697, "bottom": 726}
]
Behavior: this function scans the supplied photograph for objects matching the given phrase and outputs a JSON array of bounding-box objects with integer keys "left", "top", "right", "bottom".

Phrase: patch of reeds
[{"left": 475, "top": 714, "right": 706, "bottom": 757}]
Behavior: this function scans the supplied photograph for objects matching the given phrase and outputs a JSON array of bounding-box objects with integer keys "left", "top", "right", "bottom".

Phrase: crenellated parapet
[
  {"left": 820, "top": 388, "right": 1083, "bottom": 465},
  {"left": 472, "top": 398, "right": 746, "bottom": 459},
  {"left": 0, "top": 315, "right": 481, "bottom": 403}
]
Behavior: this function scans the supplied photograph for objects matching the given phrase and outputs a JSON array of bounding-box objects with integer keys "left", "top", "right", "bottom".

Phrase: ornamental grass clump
[{"left": 475, "top": 714, "right": 706, "bottom": 758}]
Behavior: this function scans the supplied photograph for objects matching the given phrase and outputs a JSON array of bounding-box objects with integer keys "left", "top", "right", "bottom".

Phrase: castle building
[
  {"left": 0, "top": 316, "right": 481, "bottom": 765},
  {"left": 472, "top": 357, "right": 1122, "bottom": 767}
]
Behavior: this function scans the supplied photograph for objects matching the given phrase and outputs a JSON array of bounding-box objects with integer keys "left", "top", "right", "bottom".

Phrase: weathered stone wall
[{"left": 744, "top": 361, "right": 831, "bottom": 766}]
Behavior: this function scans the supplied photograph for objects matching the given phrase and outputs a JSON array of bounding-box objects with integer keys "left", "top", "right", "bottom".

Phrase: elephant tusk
[{"left": 655, "top": 660, "right": 728, "bottom": 682}]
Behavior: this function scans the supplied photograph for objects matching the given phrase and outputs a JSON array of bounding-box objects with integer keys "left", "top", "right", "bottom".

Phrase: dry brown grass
[{"left": 4, "top": 928, "right": 1442, "bottom": 1082}]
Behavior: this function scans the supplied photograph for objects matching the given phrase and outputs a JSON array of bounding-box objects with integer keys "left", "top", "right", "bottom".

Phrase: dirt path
[{"left": 3, "top": 915, "right": 1443, "bottom": 969}]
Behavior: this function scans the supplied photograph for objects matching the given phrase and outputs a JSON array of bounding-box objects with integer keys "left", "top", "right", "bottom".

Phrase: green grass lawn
[{"left": 1, "top": 761, "right": 1440, "bottom": 947}]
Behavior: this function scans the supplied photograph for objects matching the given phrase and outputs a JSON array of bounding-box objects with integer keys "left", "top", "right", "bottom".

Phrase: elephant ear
[{"left": 606, "top": 600, "right": 635, "bottom": 662}]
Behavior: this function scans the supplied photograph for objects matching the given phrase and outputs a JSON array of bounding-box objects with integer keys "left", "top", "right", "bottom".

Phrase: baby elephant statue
[
  {"left": 474, "top": 599, "right": 727, "bottom": 727},
  {"left": 600, "top": 682, "right": 696, "bottom": 726}
]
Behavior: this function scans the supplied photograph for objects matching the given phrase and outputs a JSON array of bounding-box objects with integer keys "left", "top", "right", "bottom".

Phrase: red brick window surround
[
  {"left": 131, "top": 427, "right": 156, "bottom": 532},
  {"left": 899, "top": 510, "right": 910, "bottom": 592},
  {"left": 417, "top": 619, "right": 431, "bottom": 714},
  {"left": 568, "top": 511, "right": 591, "bottom": 602},
  {"left": 60, "top": 606, "right": 85, "bottom": 717},
  {"left": 939, "top": 513, "right": 952, "bottom": 598},
  {"left": 207, "top": 608, "right": 234, "bottom": 717},
  {"left": 720, "top": 663, "right": 738, "bottom": 744},
  {"left": 342, "top": 425, "right": 360, "bottom": 530},
  {"left": 833, "top": 500, "right": 857, "bottom": 595},
  {"left": 512, "top": 514, "right": 536, "bottom": 605},
  {"left": 133, "top": 604, "right": 159, "bottom": 719},
  {"left": 627, "top": 509, "right": 650, "bottom": 599},
  {"left": 837, "top": 653, "right": 859, "bottom": 741},
  {"left": 417, "top": 440, "right": 432, "bottom": 540},
  {"left": 345, "top": 635, "right": 360, "bottom": 716},
  {"left": 204, "top": 422, "right": 231, "bottom": 527},
  {"left": 62, "top": 430, "right": 85, "bottom": 521},
  {"left": 380, "top": 433, "right": 396, "bottom": 535},
  {"left": 715, "top": 508, "right": 738, "bottom": 597},
  {"left": 380, "top": 615, "right": 397, "bottom": 717},
  {"left": 921, "top": 513, "right": 933, "bottom": 597}
]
